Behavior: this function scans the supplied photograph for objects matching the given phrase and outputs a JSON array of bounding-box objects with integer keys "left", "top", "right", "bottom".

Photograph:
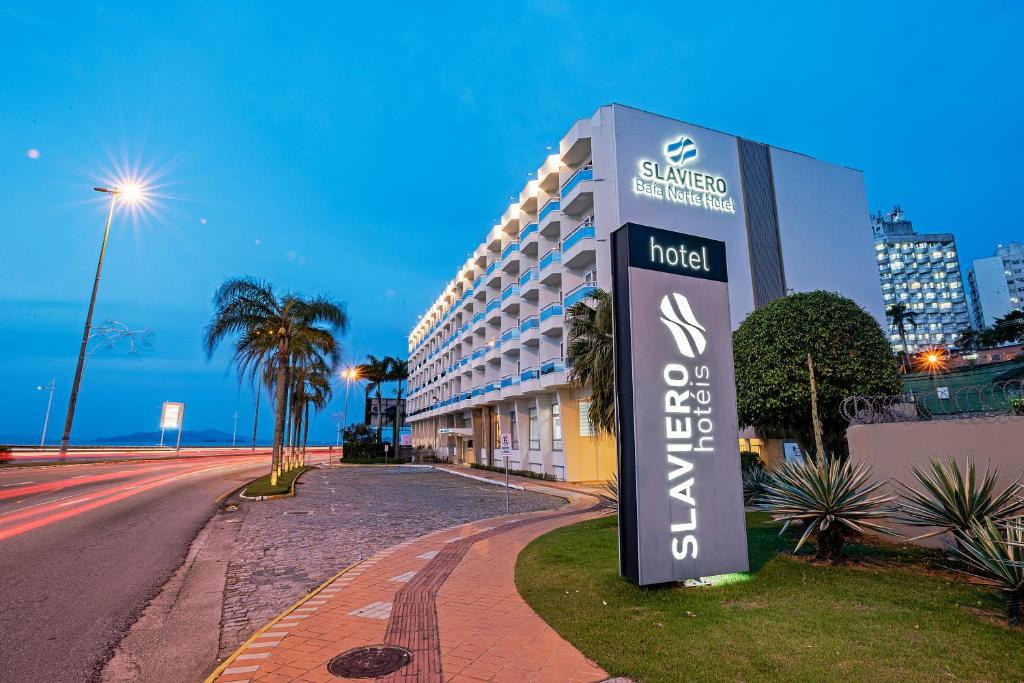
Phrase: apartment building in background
[
  {"left": 968, "top": 242, "right": 1024, "bottom": 329},
  {"left": 406, "top": 104, "right": 883, "bottom": 481},
  {"left": 872, "top": 207, "right": 970, "bottom": 352}
]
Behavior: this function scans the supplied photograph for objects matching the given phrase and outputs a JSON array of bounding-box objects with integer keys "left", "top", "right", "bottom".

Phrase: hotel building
[
  {"left": 968, "top": 242, "right": 1024, "bottom": 329},
  {"left": 406, "top": 104, "right": 883, "bottom": 481},
  {"left": 871, "top": 207, "right": 970, "bottom": 352}
]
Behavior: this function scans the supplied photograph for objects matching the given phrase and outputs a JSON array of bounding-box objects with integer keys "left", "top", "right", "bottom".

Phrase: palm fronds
[
  {"left": 566, "top": 288, "right": 614, "bottom": 435},
  {"left": 742, "top": 466, "right": 774, "bottom": 506}
]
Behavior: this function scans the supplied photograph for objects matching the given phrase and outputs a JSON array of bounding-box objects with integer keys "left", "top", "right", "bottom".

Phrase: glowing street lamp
[
  {"left": 58, "top": 184, "right": 147, "bottom": 456},
  {"left": 337, "top": 367, "right": 361, "bottom": 447}
]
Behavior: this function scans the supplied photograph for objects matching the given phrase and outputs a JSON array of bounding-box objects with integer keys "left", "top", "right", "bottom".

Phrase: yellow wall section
[{"left": 559, "top": 390, "right": 618, "bottom": 483}]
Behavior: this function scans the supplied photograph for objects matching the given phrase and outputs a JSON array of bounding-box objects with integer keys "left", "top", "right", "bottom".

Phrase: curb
[
  {"left": 239, "top": 466, "right": 316, "bottom": 501},
  {"left": 203, "top": 558, "right": 366, "bottom": 683}
]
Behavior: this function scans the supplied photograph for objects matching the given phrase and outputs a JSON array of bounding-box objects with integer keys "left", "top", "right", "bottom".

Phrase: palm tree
[
  {"left": 566, "top": 288, "right": 615, "bottom": 435},
  {"left": 886, "top": 302, "right": 917, "bottom": 372},
  {"left": 289, "top": 357, "right": 333, "bottom": 462},
  {"left": 954, "top": 327, "right": 981, "bottom": 351},
  {"left": 387, "top": 357, "right": 409, "bottom": 451},
  {"left": 204, "top": 277, "right": 347, "bottom": 475},
  {"left": 358, "top": 355, "right": 391, "bottom": 444}
]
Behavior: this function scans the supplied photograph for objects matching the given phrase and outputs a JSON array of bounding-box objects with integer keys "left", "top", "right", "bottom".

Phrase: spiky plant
[
  {"left": 756, "top": 455, "right": 895, "bottom": 563},
  {"left": 601, "top": 471, "right": 618, "bottom": 510},
  {"left": 742, "top": 466, "right": 774, "bottom": 507},
  {"left": 952, "top": 517, "right": 1024, "bottom": 626},
  {"left": 897, "top": 457, "right": 1024, "bottom": 542}
]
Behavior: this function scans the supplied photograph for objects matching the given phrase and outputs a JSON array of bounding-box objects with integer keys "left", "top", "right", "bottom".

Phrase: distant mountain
[{"left": 89, "top": 429, "right": 236, "bottom": 445}]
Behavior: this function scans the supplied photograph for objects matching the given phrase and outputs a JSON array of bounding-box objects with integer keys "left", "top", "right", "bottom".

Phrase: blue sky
[{"left": 1, "top": 1, "right": 1021, "bottom": 443}]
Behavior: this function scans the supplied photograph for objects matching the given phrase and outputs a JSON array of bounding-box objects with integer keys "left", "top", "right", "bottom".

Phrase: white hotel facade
[{"left": 406, "top": 105, "right": 884, "bottom": 481}]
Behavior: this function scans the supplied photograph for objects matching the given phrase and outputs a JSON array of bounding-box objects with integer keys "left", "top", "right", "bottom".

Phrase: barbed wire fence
[{"left": 841, "top": 379, "right": 1024, "bottom": 425}]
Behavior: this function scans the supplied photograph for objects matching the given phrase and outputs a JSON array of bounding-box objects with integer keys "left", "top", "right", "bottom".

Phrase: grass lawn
[
  {"left": 516, "top": 513, "right": 1023, "bottom": 682},
  {"left": 243, "top": 465, "right": 314, "bottom": 497}
]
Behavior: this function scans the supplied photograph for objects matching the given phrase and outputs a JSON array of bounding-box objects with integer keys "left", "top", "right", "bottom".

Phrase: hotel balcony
[
  {"left": 485, "top": 338, "right": 501, "bottom": 362},
  {"left": 459, "top": 322, "right": 472, "bottom": 343},
  {"left": 500, "top": 327, "right": 520, "bottom": 355},
  {"left": 539, "top": 248, "right": 562, "bottom": 286},
  {"left": 561, "top": 220, "right": 596, "bottom": 269},
  {"left": 564, "top": 282, "right": 598, "bottom": 308},
  {"left": 486, "top": 260, "right": 502, "bottom": 287},
  {"left": 501, "top": 241, "right": 520, "bottom": 273},
  {"left": 520, "top": 365, "right": 541, "bottom": 392},
  {"left": 499, "top": 373, "right": 521, "bottom": 398},
  {"left": 519, "top": 315, "right": 539, "bottom": 345},
  {"left": 538, "top": 198, "right": 561, "bottom": 237},
  {"left": 560, "top": 165, "right": 593, "bottom": 216},
  {"left": 540, "top": 357, "right": 567, "bottom": 388},
  {"left": 520, "top": 222, "right": 539, "bottom": 255},
  {"left": 500, "top": 284, "right": 520, "bottom": 314},
  {"left": 485, "top": 298, "right": 502, "bottom": 323},
  {"left": 539, "top": 302, "right": 564, "bottom": 336},
  {"left": 471, "top": 347, "right": 486, "bottom": 369},
  {"left": 519, "top": 267, "right": 539, "bottom": 299},
  {"left": 472, "top": 276, "right": 486, "bottom": 300},
  {"left": 471, "top": 311, "right": 486, "bottom": 333}
]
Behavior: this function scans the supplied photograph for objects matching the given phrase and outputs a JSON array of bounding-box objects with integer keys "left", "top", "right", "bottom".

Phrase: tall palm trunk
[
  {"left": 303, "top": 402, "right": 310, "bottom": 461},
  {"left": 272, "top": 351, "right": 288, "bottom": 471},
  {"left": 251, "top": 381, "right": 261, "bottom": 451},
  {"left": 392, "top": 381, "right": 403, "bottom": 453},
  {"left": 376, "top": 386, "right": 384, "bottom": 444}
]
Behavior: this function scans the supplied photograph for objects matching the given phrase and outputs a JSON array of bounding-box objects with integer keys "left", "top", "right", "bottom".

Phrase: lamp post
[
  {"left": 338, "top": 368, "right": 360, "bottom": 448},
  {"left": 37, "top": 379, "right": 55, "bottom": 447},
  {"left": 58, "top": 185, "right": 143, "bottom": 456}
]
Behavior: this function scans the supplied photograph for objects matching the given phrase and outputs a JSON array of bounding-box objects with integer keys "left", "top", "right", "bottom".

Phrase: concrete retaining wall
[{"left": 847, "top": 417, "right": 1024, "bottom": 547}]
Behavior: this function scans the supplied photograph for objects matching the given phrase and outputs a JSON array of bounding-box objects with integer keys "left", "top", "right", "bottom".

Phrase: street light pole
[
  {"left": 59, "top": 190, "right": 118, "bottom": 457},
  {"left": 232, "top": 410, "right": 238, "bottom": 447},
  {"left": 38, "top": 379, "right": 55, "bottom": 447}
]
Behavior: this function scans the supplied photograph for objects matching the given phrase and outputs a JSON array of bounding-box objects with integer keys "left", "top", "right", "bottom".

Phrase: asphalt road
[{"left": 0, "top": 455, "right": 270, "bottom": 682}]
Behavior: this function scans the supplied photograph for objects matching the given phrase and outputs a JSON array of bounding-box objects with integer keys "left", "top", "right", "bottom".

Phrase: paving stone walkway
[
  {"left": 212, "top": 470, "right": 610, "bottom": 682},
  {"left": 218, "top": 465, "right": 562, "bottom": 660}
]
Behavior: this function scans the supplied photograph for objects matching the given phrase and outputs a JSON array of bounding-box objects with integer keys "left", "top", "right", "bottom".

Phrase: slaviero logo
[
  {"left": 665, "top": 136, "right": 697, "bottom": 166},
  {"left": 659, "top": 293, "right": 707, "bottom": 358}
]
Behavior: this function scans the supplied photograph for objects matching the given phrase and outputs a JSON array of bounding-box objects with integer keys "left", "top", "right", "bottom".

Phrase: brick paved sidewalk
[{"left": 212, "top": 473, "right": 610, "bottom": 683}]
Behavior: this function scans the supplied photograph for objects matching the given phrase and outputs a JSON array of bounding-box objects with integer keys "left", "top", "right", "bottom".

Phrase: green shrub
[
  {"left": 1011, "top": 397, "right": 1024, "bottom": 416},
  {"left": 601, "top": 471, "right": 619, "bottom": 509},
  {"left": 342, "top": 442, "right": 389, "bottom": 459},
  {"left": 897, "top": 457, "right": 1024, "bottom": 542},
  {"left": 740, "top": 450, "right": 764, "bottom": 472},
  {"left": 756, "top": 454, "right": 894, "bottom": 563},
  {"left": 470, "top": 462, "right": 558, "bottom": 481}
]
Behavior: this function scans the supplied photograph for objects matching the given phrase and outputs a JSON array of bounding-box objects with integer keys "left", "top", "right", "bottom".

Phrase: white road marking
[
  {"left": 57, "top": 497, "right": 93, "bottom": 507},
  {"left": 1, "top": 482, "right": 34, "bottom": 487}
]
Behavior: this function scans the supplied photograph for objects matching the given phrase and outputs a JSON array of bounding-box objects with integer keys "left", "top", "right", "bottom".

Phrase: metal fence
[{"left": 841, "top": 379, "right": 1024, "bottom": 425}]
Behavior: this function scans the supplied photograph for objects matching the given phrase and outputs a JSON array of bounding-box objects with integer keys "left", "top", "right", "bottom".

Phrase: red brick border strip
[{"left": 381, "top": 504, "right": 604, "bottom": 682}]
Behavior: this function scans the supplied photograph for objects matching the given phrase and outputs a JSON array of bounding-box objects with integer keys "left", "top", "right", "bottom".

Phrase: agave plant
[
  {"left": 756, "top": 455, "right": 894, "bottom": 563},
  {"left": 601, "top": 471, "right": 619, "bottom": 510},
  {"left": 897, "top": 457, "right": 1024, "bottom": 542},
  {"left": 952, "top": 517, "right": 1024, "bottom": 626},
  {"left": 742, "top": 467, "right": 773, "bottom": 506}
]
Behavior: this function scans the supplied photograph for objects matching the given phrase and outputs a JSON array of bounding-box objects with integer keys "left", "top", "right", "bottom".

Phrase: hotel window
[
  {"left": 738, "top": 438, "right": 764, "bottom": 458},
  {"left": 552, "top": 402, "right": 563, "bottom": 451},
  {"left": 528, "top": 407, "right": 540, "bottom": 450},
  {"left": 579, "top": 400, "right": 595, "bottom": 438},
  {"left": 509, "top": 410, "right": 519, "bottom": 449}
]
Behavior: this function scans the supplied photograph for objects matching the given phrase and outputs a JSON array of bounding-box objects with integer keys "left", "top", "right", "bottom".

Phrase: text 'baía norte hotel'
[{"left": 406, "top": 104, "right": 883, "bottom": 482}]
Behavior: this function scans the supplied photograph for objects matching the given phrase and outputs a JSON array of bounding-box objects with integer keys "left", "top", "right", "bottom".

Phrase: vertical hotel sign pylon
[{"left": 611, "top": 222, "right": 748, "bottom": 585}]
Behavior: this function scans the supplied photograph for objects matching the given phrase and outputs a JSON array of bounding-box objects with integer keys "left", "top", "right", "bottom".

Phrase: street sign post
[
  {"left": 384, "top": 442, "right": 390, "bottom": 465},
  {"left": 499, "top": 433, "right": 512, "bottom": 515},
  {"left": 611, "top": 222, "right": 748, "bottom": 585}
]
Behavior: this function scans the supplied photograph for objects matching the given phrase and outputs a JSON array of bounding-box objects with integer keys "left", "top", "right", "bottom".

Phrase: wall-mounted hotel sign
[{"left": 611, "top": 222, "right": 748, "bottom": 585}]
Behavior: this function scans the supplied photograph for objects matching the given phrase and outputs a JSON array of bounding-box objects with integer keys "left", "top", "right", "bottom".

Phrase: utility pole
[{"left": 232, "top": 410, "right": 238, "bottom": 447}]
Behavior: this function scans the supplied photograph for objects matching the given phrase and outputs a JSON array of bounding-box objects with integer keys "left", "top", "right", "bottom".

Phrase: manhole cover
[{"left": 327, "top": 645, "right": 412, "bottom": 678}]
